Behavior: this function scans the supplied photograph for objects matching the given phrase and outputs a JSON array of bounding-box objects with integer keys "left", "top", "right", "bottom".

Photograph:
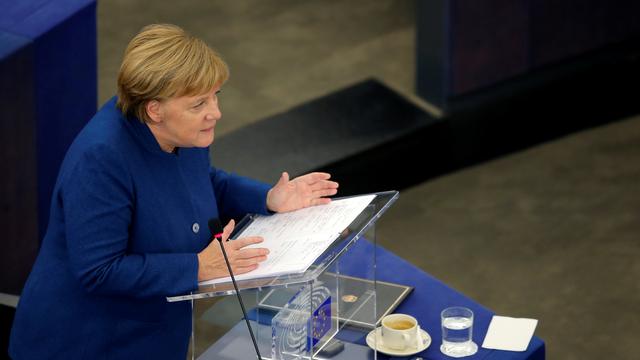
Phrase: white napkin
[{"left": 481, "top": 315, "right": 538, "bottom": 351}]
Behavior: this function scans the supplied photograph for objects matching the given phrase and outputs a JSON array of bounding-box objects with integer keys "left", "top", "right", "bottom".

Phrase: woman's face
[{"left": 147, "top": 85, "right": 222, "bottom": 152}]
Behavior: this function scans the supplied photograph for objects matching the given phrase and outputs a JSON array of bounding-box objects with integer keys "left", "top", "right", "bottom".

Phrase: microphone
[{"left": 208, "top": 218, "right": 263, "bottom": 360}]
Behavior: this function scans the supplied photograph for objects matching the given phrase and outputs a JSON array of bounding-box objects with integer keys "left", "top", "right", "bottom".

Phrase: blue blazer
[{"left": 9, "top": 98, "right": 272, "bottom": 359}]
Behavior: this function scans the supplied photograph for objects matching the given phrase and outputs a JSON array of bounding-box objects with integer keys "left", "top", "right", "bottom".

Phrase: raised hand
[{"left": 266, "top": 172, "right": 339, "bottom": 213}]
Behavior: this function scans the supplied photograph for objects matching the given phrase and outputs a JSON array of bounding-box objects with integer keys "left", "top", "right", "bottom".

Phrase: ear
[{"left": 145, "top": 100, "right": 163, "bottom": 123}]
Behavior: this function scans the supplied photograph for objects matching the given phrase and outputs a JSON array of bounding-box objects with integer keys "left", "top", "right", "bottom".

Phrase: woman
[{"left": 9, "top": 24, "right": 338, "bottom": 359}]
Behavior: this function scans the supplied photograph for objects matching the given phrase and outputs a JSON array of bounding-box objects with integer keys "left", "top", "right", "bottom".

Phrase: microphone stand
[{"left": 216, "top": 236, "right": 263, "bottom": 360}]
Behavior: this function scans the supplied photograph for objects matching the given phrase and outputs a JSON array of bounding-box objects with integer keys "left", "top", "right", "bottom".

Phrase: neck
[{"left": 146, "top": 122, "right": 176, "bottom": 153}]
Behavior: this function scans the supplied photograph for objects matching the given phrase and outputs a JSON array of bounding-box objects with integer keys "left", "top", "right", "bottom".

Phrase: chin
[{"left": 196, "top": 134, "right": 215, "bottom": 148}]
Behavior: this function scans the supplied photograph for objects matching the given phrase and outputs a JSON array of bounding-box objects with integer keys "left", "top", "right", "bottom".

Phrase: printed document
[{"left": 200, "top": 194, "right": 376, "bottom": 286}]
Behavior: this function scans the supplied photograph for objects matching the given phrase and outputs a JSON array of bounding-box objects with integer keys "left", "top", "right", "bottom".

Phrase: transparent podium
[{"left": 168, "top": 191, "right": 399, "bottom": 360}]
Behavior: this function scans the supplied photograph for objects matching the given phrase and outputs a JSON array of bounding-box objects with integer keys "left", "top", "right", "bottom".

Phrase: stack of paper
[{"left": 200, "top": 195, "right": 376, "bottom": 286}]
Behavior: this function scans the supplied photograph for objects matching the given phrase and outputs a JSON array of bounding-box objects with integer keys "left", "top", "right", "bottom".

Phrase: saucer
[{"left": 365, "top": 326, "right": 431, "bottom": 356}]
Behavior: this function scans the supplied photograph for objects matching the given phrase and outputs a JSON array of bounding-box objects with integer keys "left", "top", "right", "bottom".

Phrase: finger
[
  {"left": 296, "top": 172, "right": 330, "bottom": 184},
  {"left": 233, "top": 264, "right": 259, "bottom": 275},
  {"left": 232, "top": 236, "right": 264, "bottom": 249},
  {"left": 221, "top": 219, "right": 235, "bottom": 241},
  {"left": 235, "top": 247, "right": 270, "bottom": 259},
  {"left": 312, "top": 188, "right": 338, "bottom": 198},
  {"left": 231, "top": 255, "right": 268, "bottom": 268},
  {"left": 275, "top": 172, "right": 290, "bottom": 187},
  {"left": 310, "top": 180, "right": 339, "bottom": 191},
  {"left": 311, "top": 197, "right": 332, "bottom": 206}
]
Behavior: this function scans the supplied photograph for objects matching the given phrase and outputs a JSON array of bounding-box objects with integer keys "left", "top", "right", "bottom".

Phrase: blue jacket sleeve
[
  {"left": 62, "top": 144, "right": 198, "bottom": 298},
  {"left": 209, "top": 166, "right": 272, "bottom": 221}
]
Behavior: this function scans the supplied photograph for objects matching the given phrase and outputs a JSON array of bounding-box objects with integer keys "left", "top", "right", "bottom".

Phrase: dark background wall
[{"left": 417, "top": 0, "right": 640, "bottom": 110}]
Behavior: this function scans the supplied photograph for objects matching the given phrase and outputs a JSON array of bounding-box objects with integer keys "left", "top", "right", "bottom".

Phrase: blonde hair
[{"left": 116, "top": 24, "right": 229, "bottom": 122}]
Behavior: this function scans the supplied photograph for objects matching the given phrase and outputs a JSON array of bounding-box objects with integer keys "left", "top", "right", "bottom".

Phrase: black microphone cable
[{"left": 208, "top": 218, "right": 262, "bottom": 360}]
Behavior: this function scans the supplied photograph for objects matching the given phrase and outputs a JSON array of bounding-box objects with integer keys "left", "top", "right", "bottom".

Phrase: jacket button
[{"left": 192, "top": 222, "right": 200, "bottom": 234}]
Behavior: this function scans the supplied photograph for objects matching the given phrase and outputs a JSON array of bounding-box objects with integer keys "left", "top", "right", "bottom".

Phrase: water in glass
[
  {"left": 442, "top": 316, "right": 472, "bottom": 348},
  {"left": 440, "top": 307, "right": 478, "bottom": 357}
]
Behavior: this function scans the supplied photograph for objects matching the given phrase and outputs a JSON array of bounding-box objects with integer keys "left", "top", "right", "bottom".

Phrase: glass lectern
[{"left": 168, "top": 191, "right": 399, "bottom": 360}]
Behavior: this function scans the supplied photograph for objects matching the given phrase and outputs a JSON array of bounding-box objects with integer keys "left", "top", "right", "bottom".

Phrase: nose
[{"left": 206, "top": 99, "right": 221, "bottom": 121}]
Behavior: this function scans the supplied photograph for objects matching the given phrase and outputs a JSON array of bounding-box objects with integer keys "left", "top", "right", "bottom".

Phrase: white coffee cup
[{"left": 380, "top": 313, "right": 419, "bottom": 350}]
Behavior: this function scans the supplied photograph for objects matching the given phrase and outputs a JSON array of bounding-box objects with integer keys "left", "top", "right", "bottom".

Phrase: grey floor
[{"left": 98, "top": 1, "right": 639, "bottom": 359}]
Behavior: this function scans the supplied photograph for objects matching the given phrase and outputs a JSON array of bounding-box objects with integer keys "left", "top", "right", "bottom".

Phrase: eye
[{"left": 193, "top": 100, "right": 205, "bottom": 109}]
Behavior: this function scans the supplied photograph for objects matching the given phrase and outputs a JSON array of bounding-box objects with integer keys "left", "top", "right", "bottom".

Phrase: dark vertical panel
[
  {"left": 417, "top": 0, "right": 640, "bottom": 109},
  {"left": 0, "top": 33, "right": 39, "bottom": 295},
  {"left": 450, "top": 0, "right": 530, "bottom": 95},
  {"left": 416, "top": 0, "right": 449, "bottom": 108},
  {"left": 34, "top": 3, "right": 97, "bottom": 240},
  {"left": 603, "top": 0, "right": 640, "bottom": 42},
  {"left": 531, "top": 0, "right": 640, "bottom": 67},
  {"left": 0, "top": 0, "right": 97, "bottom": 295},
  {"left": 532, "top": 0, "right": 609, "bottom": 66}
]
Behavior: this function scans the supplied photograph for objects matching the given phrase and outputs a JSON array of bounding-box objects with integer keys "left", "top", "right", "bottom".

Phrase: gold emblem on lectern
[{"left": 341, "top": 294, "right": 358, "bottom": 303}]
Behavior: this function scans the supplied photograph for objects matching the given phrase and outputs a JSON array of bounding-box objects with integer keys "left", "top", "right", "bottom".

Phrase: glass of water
[{"left": 440, "top": 306, "right": 478, "bottom": 357}]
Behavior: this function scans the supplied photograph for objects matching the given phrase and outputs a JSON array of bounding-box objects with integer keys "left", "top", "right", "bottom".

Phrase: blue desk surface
[{"left": 339, "top": 239, "right": 545, "bottom": 360}]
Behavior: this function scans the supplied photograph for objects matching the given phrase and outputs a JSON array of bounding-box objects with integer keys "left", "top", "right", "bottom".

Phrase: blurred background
[{"left": 2, "top": 1, "right": 640, "bottom": 359}]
